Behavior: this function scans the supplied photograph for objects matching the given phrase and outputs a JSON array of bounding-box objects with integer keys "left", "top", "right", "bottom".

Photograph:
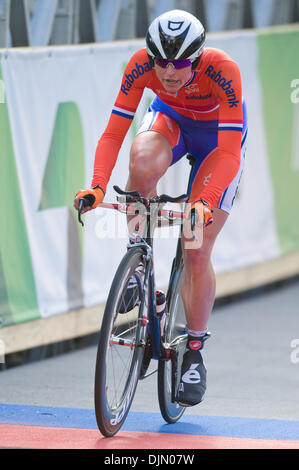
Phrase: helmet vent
[{"left": 158, "top": 21, "right": 191, "bottom": 59}]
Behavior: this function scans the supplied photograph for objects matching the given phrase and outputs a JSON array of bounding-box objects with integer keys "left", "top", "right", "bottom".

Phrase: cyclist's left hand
[{"left": 73, "top": 186, "right": 105, "bottom": 214}]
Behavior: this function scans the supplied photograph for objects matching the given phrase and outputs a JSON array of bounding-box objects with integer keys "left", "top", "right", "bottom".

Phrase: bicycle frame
[
  {"left": 97, "top": 196, "right": 185, "bottom": 361},
  {"left": 94, "top": 154, "right": 197, "bottom": 362},
  {"left": 166, "top": 154, "right": 196, "bottom": 293},
  {"left": 88, "top": 154, "right": 204, "bottom": 435}
]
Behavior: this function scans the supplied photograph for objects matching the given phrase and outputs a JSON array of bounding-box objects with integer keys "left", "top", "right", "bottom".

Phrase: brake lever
[
  {"left": 78, "top": 199, "right": 87, "bottom": 226},
  {"left": 78, "top": 194, "right": 95, "bottom": 226}
]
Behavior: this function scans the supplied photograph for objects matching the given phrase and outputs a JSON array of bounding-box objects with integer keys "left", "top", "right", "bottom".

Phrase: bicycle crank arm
[{"left": 170, "top": 349, "right": 178, "bottom": 403}]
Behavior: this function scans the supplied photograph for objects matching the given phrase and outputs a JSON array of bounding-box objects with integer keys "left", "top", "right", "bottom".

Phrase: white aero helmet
[{"left": 146, "top": 10, "right": 206, "bottom": 67}]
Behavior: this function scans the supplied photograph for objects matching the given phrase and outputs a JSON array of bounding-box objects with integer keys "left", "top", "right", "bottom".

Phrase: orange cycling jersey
[{"left": 92, "top": 47, "right": 244, "bottom": 208}]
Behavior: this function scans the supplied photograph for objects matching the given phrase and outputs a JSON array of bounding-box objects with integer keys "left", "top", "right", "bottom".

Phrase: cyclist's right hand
[{"left": 73, "top": 186, "right": 105, "bottom": 214}]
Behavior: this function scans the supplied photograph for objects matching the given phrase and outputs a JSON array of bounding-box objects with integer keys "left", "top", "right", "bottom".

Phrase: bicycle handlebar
[
  {"left": 77, "top": 186, "right": 189, "bottom": 227},
  {"left": 113, "top": 185, "right": 188, "bottom": 205}
]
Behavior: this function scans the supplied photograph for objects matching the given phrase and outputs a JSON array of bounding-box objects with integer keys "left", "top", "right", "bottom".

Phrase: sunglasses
[{"left": 154, "top": 57, "right": 192, "bottom": 70}]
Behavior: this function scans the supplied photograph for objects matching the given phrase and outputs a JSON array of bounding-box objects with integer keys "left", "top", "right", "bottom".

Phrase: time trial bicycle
[{"left": 78, "top": 155, "right": 201, "bottom": 437}]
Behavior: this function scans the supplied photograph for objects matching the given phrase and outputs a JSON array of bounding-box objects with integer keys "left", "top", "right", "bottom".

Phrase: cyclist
[{"left": 74, "top": 9, "right": 248, "bottom": 407}]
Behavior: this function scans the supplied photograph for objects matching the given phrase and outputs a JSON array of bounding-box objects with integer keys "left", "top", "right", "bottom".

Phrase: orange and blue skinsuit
[{"left": 91, "top": 47, "right": 247, "bottom": 212}]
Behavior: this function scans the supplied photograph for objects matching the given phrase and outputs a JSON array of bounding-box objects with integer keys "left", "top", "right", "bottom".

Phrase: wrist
[{"left": 92, "top": 185, "right": 105, "bottom": 196}]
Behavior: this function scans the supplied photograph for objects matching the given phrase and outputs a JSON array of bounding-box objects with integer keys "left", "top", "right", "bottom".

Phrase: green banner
[
  {"left": 0, "top": 103, "right": 39, "bottom": 326},
  {"left": 258, "top": 26, "right": 299, "bottom": 254},
  {"left": 0, "top": 97, "right": 85, "bottom": 326}
]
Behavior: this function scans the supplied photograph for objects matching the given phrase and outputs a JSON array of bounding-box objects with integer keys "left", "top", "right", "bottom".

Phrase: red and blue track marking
[{"left": 1, "top": 404, "right": 299, "bottom": 449}]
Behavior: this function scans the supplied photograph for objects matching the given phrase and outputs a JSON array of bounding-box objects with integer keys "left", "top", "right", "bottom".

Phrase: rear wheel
[
  {"left": 157, "top": 262, "right": 187, "bottom": 423},
  {"left": 94, "top": 247, "right": 148, "bottom": 437}
]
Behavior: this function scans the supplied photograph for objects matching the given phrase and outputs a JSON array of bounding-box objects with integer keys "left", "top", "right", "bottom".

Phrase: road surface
[{"left": 1, "top": 278, "right": 299, "bottom": 449}]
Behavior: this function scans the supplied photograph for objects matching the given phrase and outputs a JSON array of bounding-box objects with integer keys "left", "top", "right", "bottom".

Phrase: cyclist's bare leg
[
  {"left": 125, "top": 131, "right": 172, "bottom": 238},
  {"left": 181, "top": 208, "right": 229, "bottom": 332},
  {"left": 126, "top": 131, "right": 173, "bottom": 197}
]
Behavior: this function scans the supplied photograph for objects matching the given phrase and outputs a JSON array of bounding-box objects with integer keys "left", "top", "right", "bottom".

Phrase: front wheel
[
  {"left": 94, "top": 247, "right": 149, "bottom": 437},
  {"left": 157, "top": 262, "right": 187, "bottom": 423}
]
